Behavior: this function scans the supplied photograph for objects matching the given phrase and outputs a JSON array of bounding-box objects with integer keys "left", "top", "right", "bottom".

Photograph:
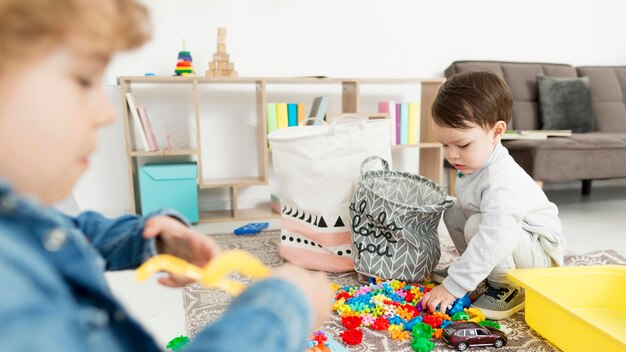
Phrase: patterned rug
[{"left": 183, "top": 230, "right": 626, "bottom": 351}]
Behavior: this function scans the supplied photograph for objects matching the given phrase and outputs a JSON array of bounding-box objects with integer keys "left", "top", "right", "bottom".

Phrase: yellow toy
[{"left": 135, "top": 250, "right": 271, "bottom": 296}]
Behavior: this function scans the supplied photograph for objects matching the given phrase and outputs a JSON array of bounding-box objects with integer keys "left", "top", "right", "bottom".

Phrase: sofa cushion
[
  {"left": 446, "top": 61, "right": 577, "bottom": 130},
  {"left": 537, "top": 76, "right": 594, "bottom": 132},
  {"left": 504, "top": 132, "right": 626, "bottom": 180},
  {"left": 576, "top": 67, "right": 626, "bottom": 132}
]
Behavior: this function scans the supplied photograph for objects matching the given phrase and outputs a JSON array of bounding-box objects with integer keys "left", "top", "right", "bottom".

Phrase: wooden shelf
[
  {"left": 129, "top": 148, "right": 198, "bottom": 157},
  {"left": 199, "top": 176, "right": 266, "bottom": 189},
  {"left": 119, "top": 76, "right": 446, "bottom": 85},
  {"left": 121, "top": 76, "right": 444, "bottom": 223},
  {"left": 198, "top": 204, "right": 281, "bottom": 223}
]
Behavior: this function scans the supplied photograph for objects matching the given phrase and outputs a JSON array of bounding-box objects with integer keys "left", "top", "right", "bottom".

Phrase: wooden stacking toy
[{"left": 206, "top": 27, "right": 238, "bottom": 78}]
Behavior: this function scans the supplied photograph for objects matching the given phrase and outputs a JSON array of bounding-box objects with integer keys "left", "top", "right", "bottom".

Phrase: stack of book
[
  {"left": 502, "top": 130, "right": 572, "bottom": 140},
  {"left": 378, "top": 101, "right": 420, "bottom": 145},
  {"left": 126, "top": 93, "right": 159, "bottom": 152},
  {"left": 266, "top": 97, "right": 329, "bottom": 134}
]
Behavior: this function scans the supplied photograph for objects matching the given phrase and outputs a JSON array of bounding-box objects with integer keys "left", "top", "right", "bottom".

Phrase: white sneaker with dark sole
[{"left": 471, "top": 283, "right": 525, "bottom": 320}]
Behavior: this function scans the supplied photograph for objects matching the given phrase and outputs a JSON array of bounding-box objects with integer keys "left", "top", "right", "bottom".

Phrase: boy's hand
[
  {"left": 143, "top": 215, "right": 222, "bottom": 287},
  {"left": 272, "top": 264, "right": 332, "bottom": 329},
  {"left": 421, "top": 284, "right": 457, "bottom": 314}
]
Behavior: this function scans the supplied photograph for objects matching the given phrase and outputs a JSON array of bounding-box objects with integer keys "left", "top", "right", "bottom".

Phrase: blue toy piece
[
  {"left": 234, "top": 222, "right": 269, "bottom": 235},
  {"left": 446, "top": 293, "right": 471, "bottom": 316}
]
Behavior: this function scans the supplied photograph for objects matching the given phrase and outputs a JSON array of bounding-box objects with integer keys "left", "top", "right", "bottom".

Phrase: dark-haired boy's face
[
  {"left": 434, "top": 121, "right": 501, "bottom": 175},
  {"left": 0, "top": 40, "right": 115, "bottom": 203}
]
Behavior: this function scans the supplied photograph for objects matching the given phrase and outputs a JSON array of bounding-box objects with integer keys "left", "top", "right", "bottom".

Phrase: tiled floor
[{"left": 106, "top": 185, "right": 626, "bottom": 346}]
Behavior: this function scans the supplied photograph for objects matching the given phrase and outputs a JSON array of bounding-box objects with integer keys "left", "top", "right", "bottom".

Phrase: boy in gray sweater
[{"left": 421, "top": 71, "right": 566, "bottom": 320}]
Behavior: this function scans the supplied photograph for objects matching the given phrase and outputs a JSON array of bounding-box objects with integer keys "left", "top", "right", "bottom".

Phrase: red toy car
[{"left": 442, "top": 321, "right": 507, "bottom": 351}]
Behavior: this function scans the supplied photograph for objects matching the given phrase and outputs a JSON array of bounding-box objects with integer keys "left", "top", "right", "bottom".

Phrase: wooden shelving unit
[{"left": 120, "top": 76, "right": 445, "bottom": 223}]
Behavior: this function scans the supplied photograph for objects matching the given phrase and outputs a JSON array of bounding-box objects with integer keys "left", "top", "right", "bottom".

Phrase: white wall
[{"left": 74, "top": 0, "right": 626, "bottom": 214}]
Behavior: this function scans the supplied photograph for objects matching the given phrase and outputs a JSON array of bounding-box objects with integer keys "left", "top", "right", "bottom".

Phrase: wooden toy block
[
  {"left": 209, "top": 62, "right": 217, "bottom": 70},
  {"left": 218, "top": 61, "right": 227, "bottom": 69},
  {"left": 218, "top": 44, "right": 226, "bottom": 53},
  {"left": 213, "top": 53, "right": 230, "bottom": 61},
  {"left": 218, "top": 27, "right": 227, "bottom": 36},
  {"left": 217, "top": 36, "right": 226, "bottom": 44}
]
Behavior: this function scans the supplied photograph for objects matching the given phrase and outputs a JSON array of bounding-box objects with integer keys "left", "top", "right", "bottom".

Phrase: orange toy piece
[
  {"left": 433, "top": 328, "right": 443, "bottom": 339},
  {"left": 388, "top": 324, "right": 410, "bottom": 341},
  {"left": 135, "top": 250, "right": 271, "bottom": 296},
  {"left": 432, "top": 311, "right": 451, "bottom": 321}
]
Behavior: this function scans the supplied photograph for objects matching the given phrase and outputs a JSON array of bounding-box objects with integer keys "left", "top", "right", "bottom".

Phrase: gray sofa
[{"left": 445, "top": 61, "right": 626, "bottom": 195}]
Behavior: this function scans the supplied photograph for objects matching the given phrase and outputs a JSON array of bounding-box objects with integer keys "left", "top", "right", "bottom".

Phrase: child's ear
[{"left": 492, "top": 121, "right": 507, "bottom": 141}]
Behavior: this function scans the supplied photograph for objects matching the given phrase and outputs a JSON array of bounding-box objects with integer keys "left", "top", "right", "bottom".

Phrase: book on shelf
[
  {"left": 287, "top": 103, "right": 298, "bottom": 127},
  {"left": 137, "top": 106, "right": 159, "bottom": 151},
  {"left": 125, "top": 92, "right": 150, "bottom": 151},
  {"left": 519, "top": 130, "right": 572, "bottom": 137},
  {"left": 276, "top": 103, "right": 288, "bottom": 129},
  {"left": 378, "top": 101, "right": 397, "bottom": 145},
  {"left": 399, "top": 103, "right": 409, "bottom": 145},
  {"left": 297, "top": 103, "right": 306, "bottom": 125},
  {"left": 309, "top": 96, "right": 329, "bottom": 120},
  {"left": 378, "top": 100, "right": 420, "bottom": 146},
  {"left": 395, "top": 104, "right": 401, "bottom": 144},
  {"left": 408, "top": 102, "right": 420, "bottom": 145},
  {"left": 266, "top": 102, "right": 278, "bottom": 135},
  {"left": 502, "top": 130, "right": 572, "bottom": 140}
]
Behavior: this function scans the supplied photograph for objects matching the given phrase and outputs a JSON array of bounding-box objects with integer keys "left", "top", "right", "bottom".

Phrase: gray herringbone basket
[{"left": 350, "top": 156, "right": 453, "bottom": 282}]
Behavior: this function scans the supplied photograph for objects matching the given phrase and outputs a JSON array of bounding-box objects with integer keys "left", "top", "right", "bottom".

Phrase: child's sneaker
[
  {"left": 430, "top": 266, "right": 449, "bottom": 283},
  {"left": 471, "top": 282, "right": 525, "bottom": 320}
]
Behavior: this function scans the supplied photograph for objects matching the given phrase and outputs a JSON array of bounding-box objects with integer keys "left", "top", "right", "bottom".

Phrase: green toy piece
[
  {"left": 412, "top": 322, "right": 433, "bottom": 339},
  {"left": 479, "top": 319, "right": 501, "bottom": 329},
  {"left": 451, "top": 311, "right": 470, "bottom": 321},
  {"left": 166, "top": 335, "right": 190, "bottom": 351},
  {"left": 411, "top": 337, "right": 435, "bottom": 352}
]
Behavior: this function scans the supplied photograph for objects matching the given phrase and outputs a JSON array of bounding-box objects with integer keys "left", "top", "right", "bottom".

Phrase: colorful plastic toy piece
[
  {"left": 465, "top": 307, "right": 486, "bottom": 323},
  {"left": 410, "top": 337, "right": 435, "bottom": 352},
  {"left": 234, "top": 222, "right": 269, "bottom": 235},
  {"left": 412, "top": 323, "right": 433, "bottom": 339},
  {"left": 479, "top": 320, "right": 501, "bottom": 329},
  {"left": 451, "top": 311, "right": 470, "bottom": 321},
  {"left": 341, "top": 315, "right": 362, "bottom": 329},
  {"left": 446, "top": 293, "right": 472, "bottom": 316},
  {"left": 135, "top": 250, "right": 271, "bottom": 296},
  {"left": 166, "top": 335, "right": 189, "bottom": 351},
  {"left": 340, "top": 328, "right": 363, "bottom": 345}
]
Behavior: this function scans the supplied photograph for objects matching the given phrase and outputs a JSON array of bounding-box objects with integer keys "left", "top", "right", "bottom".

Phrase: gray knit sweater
[{"left": 442, "top": 143, "right": 566, "bottom": 298}]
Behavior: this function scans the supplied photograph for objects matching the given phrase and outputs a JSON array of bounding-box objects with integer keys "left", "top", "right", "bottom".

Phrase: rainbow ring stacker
[{"left": 135, "top": 250, "right": 272, "bottom": 296}]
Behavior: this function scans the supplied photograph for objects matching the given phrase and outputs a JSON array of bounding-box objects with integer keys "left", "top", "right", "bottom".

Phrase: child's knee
[{"left": 463, "top": 214, "right": 482, "bottom": 242}]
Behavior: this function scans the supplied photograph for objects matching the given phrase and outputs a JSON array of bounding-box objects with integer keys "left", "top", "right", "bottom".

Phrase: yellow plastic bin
[{"left": 508, "top": 265, "right": 626, "bottom": 352}]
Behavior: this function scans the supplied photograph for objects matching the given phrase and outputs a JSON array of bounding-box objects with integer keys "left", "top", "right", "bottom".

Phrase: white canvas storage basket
[
  {"left": 350, "top": 156, "right": 452, "bottom": 281},
  {"left": 268, "top": 117, "right": 392, "bottom": 272}
]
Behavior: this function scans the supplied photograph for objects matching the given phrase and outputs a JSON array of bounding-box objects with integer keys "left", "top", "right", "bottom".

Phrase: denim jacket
[{"left": 0, "top": 182, "right": 312, "bottom": 352}]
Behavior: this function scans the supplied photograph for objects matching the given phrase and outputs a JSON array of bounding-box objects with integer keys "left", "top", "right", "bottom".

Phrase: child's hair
[
  {"left": 432, "top": 70, "right": 513, "bottom": 130},
  {"left": 0, "top": 0, "right": 151, "bottom": 70}
]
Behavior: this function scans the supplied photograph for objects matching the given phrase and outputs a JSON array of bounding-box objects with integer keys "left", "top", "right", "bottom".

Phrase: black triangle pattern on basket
[
  {"left": 350, "top": 165, "right": 452, "bottom": 282},
  {"left": 282, "top": 204, "right": 347, "bottom": 229}
]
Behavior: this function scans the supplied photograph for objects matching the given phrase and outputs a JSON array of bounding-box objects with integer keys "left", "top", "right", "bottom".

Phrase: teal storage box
[{"left": 139, "top": 162, "right": 199, "bottom": 223}]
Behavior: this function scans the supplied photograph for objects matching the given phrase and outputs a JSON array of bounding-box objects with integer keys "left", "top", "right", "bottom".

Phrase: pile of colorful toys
[{"left": 332, "top": 278, "right": 500, "bottom": 351}]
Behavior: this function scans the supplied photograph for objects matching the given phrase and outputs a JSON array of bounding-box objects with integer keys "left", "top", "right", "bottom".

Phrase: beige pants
[{"left": 443, "top": 200, "right": 553, "bottom": 285}]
